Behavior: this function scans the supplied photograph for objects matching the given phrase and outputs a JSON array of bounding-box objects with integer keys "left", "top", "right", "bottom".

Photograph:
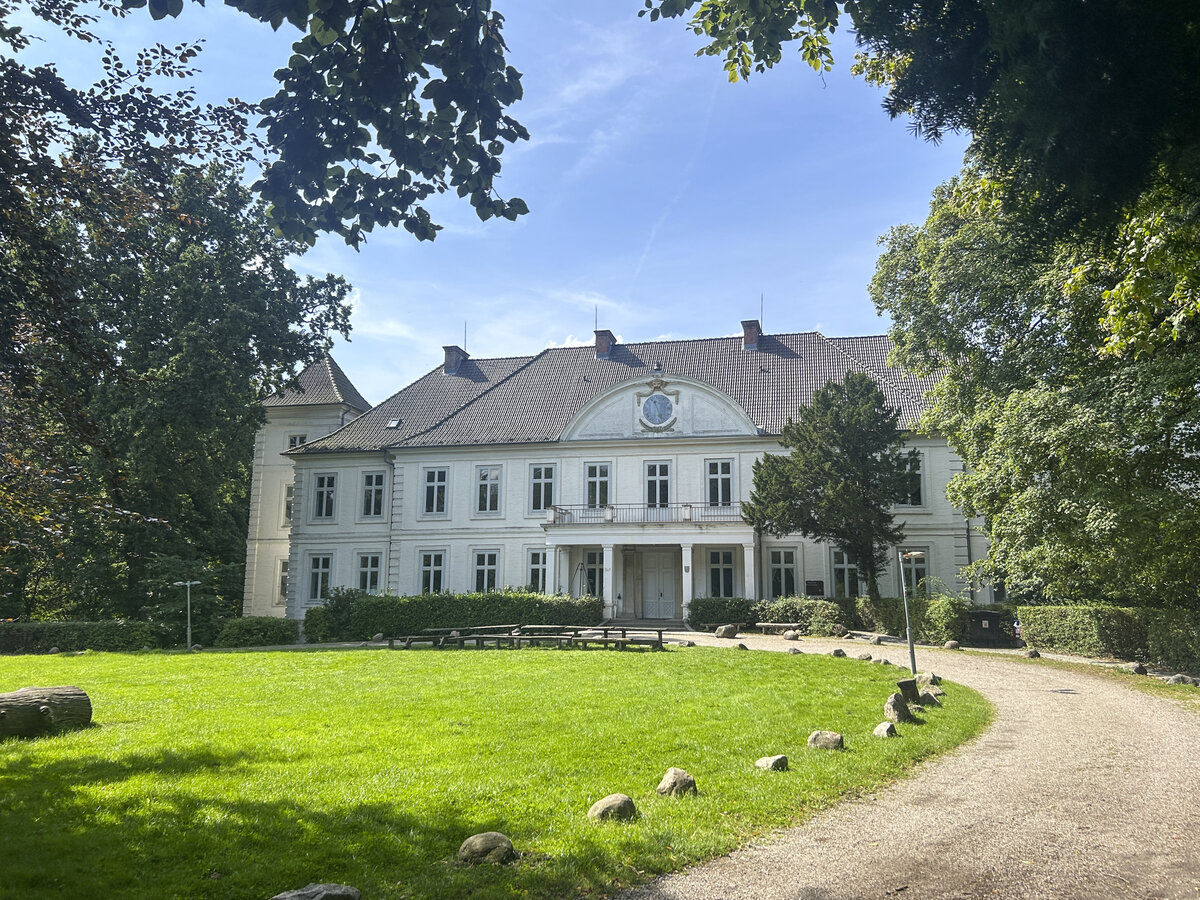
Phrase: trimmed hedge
[
  {"left": 0, "top": 620, "right": 169, "bottom": 654},
  {"left": 1146, "top": 608, "right": 1200, "bottom": 672},
  {"left": 686, "top": 597, "right": 754, "bottom": 628},
  {"left": 855, "top": 595, "right": 928, "bottom": 638},
  {"left": 214, "top": 616, "right": 300, "bottom": 648},
  {"left": 308, "top": 590, "right": 604, "bottom": 642},
  {"left": 921, "top": 594, "right": 971, "bottom": 644},
  {"left": 752, "top": 597, "right": 850, "bottom": 636},
  {"left": 1018, "top": 605, "right": 1149, "bottom": 661}
]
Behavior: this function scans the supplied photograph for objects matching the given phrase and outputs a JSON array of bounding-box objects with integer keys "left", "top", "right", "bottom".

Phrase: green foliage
[
  {"left": 742, "top": 371, "right": 917, "bottom": 603},
  {"left": 685, "top": 597, "right": 754, "bottom": 627},
  {"left": 1017, "top": 605, "right": 1150, "bottom": 662},
  {"left": 339, "top": 590, "right": 603, "bottom": 642},
  {"left": 0, "top": 620, "right": 169, "bottom": 653},
  {"left": 920, "top": 594, "right": 970, "bottom": 644},
  {"left": 213, "top": 616, "right": 300, "bottom": 648},
  {"left": 303, "top": 586, "right": 359, "bottom": 643},
  {"left": 751, "top": 597, "right": 848, "bottom": 636},
  {"left": 855, "top": 595, "right": 927, "bottom": 638},
  {"left": 1145, "top": 608, "right": 1200, "bottom": 673}
]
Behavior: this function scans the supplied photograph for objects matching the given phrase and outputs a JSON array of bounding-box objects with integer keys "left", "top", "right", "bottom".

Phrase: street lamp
[
  {"left": 898, "top": 551, "right": 925, "bottom": 676},
  {"left": 172, "top": 580, "right": 201, "bottom": 650}
]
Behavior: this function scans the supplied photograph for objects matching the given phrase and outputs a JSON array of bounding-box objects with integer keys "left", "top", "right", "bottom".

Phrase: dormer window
[
  {"left": 288, "top": 434, "right": 307, "bottom": 448},
  {"left": 386, "top": 418, "right": 401, "bottom": 429}
]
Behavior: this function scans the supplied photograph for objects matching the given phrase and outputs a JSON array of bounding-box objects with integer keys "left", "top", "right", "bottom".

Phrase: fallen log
[{"left": 0, "top": 686, "right": 93, "bottom": 739}]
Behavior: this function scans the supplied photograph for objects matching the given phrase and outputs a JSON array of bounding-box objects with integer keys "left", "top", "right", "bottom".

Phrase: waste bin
[{"left": 967, "top": 608, "right": 1012, "bottom": 647}]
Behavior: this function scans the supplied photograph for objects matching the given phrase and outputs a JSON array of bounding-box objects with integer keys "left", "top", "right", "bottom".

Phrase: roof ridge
[{"left": 816, "top": 333, "right": 919, "bottom": 405}]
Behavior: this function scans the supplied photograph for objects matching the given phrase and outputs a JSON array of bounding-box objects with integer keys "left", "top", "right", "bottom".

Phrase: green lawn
[{"left": 1, "top": 647, "right": 990, "bottom": 898}]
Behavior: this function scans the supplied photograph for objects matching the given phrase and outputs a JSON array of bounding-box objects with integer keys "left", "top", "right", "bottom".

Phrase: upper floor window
[
  {"left": 645, "top": 461, "right": 669, "bottom": 508},
  {"left": 474, "top": 550, "right": 499, "bottom": 592},
  {"left": 358, "top": 553, "right": 381, "bottom": 594},
  {"left": 709, "top": 549, "right": 735, "bottom": 598},
  {"left": 769, "top": 549, "right": 796, "bottom": 599},
  {"left": 423, "top": 467, "right": 448, "bottom": 515},
  {"left": 313, "top": 474, "right": 336, "bottom": 519},
  {"left": 530, "top": 464, "right": 555, "bottom": 512},
  {"left": 897, "top": 452, "right": 924, "bottom": 506},
  {"left": 361, "top": 472, "right": 385, "bottom": 517},
  {"left": 707, "top": 459, "right": 733, "bottom": 507},
  {"left": 832, "top": 549, "right": 861, "bottom": 598},
  {"left": 420, "top": 550, "right": 445, "bottom": 594},
  {"left": 282, "top": 483, "right": 294, "bottom": 524},
  {"left": 476, "top": 465, "right": 501, "bottom": 515},
  {"left": 586, "top": 462, "right": 610, "bottom": 508},
  {"left": 288, "top": 434, "right": 307, "bottom": 449}
]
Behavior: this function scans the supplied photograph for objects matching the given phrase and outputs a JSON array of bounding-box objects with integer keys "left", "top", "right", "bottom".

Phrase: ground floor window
[
  {"left": 420, "top": 551, "right": 445, "bottom": 594},
  {"left": 899, "top": 548, "right": 929, "bottom": 597},
  {"left": 528, "top": 550, "right": 547, "bottom": 592},
  {"left": 584, "top": 549, "right": 604, "bottom": 598},
  {"left": 474, "top": 550, "right": 499, "bottom": 592},
  {"left": 769, "top": 549, "right": 796, "bottom": 598},
  {"left": 308, "top": 555, "right": 331, "bottom": 602},
  {"left": 277, "top": 559, "right": 289, "bottom": 606},
  {"left": 832, "top": 550, "right": 861, "bottom": 598},
  {"left": 358, "top": 553, "right": 381, "bottom": 594},
  {"left": 709, "top": 549, "right": 735, "bottom": 598}
]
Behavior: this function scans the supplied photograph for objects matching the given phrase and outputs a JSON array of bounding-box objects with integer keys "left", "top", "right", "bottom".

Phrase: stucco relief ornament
[{"left": 636, "top": 378, "right": 680, "bottom": 433}]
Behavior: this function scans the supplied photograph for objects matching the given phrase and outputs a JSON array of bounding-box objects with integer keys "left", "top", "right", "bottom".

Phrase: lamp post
[
  {"left": 898, "top": 550, "right": 925, "bottom": 676},
  {"left": 172, "top": 580, "right": 201, "bottom": 650}
]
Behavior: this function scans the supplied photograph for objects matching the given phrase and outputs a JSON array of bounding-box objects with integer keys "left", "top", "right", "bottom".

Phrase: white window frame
[
  {"left": 645, "top": 460, "right": 670, "bottom": 508},
  {"left": 527, "top": 549, "right": 547, "bottom": 593},
  {"left": 898, "top": 546, "right": 931, "bottom": 597},
  {"left": 585, "top": 461, "right": 611, "bottom": 509},
  {"left": 706, "top": 458, "right": 733, "bottom": 507},
  {"left": 419, "top": 549, "right": 447, "bottom": 595},
  {"left": 357, "top": 552, "right": 382, "bottom": 594},
  {"left": 583, "top": 548, "right": 604, "bottom": 598},
  {"left": 360, "top": 471, "right": 386, "bottom": 519},
  {"left": 421, "top": 466, "right": 449, "bottom": 518},
  {"left": 287, "top": 433, "right": 308, "bottom": 449},
  {"left": 529, "top": 463, "right": 556, "bottom": 514},
  {"left": 474, "top": 465, "right": 503, "bottom": 517},
  {"left": 832, "top": 549, "right": 862, "bottom": 599},
  {"left": 769, "top": 548, "right": 797, "bottom": 599},
  {"left": 473, "top": 549, "right": 500, "bottom": 592},
  {"left": 708, "top": 548, "right": 736, "bottom": 598},
  {"left": 312, "top": 473, "right": 336, "bottom": 520},
  {"left": 276, "top": 558, "right": 289, "bottom": 606},
  {"left": 896, "top": 450, "right": 925, "bottom": 507},
  {"left": 281, "top": 482, "right": 295, "bottom": 526},
  {"left": 308, "top": 553, "right": 332, "bottom": 603}
]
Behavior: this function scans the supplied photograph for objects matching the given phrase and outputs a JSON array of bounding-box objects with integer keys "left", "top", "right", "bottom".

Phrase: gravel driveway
[{"left": 622, "top": 631, "right": 1200, "bottom": 900}]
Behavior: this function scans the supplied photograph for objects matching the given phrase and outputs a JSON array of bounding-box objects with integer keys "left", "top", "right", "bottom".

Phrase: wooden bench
[{"left": 387, "top": 624, "right": 665, "bottom": 652}]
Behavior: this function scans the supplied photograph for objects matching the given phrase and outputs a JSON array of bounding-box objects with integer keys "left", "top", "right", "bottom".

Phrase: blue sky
[{"left": 29, "top": 1, "right": 969, "bottom": 404}]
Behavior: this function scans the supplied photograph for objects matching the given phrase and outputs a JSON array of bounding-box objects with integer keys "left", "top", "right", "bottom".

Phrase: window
[
  {"left": 288, "top": 434, "right": 307, "bottom": 449},
  {"left": 584, "top": 549, "right": 604, "bottom": 597},
  {"left": 709, "top": 550, "right": 735, "bottom": 598},
  {"left": 528, "top": 550, "right": 547, "bottom": 593},
  {"left": 361, "top": 472, "right": 385, "bottom": 517},
  {"left": 645, "top": 461, "right": 669, "bottom": 507},
  {"left": 474, "top": 550, "right": 499, "bottom": 592},
  {"left": 707, "top": 459, "right": 733, "bottom": 507},
  {"left": 309, "top": 555, "right": 331, "bottom": 601},
  {"left": 832, "top": 550, "right": 862, "bottom": 598},
  {"left": 420, "top": 551, "right": 445, "bottom": 594},
  {"left": 423, "top": 467, "right": 448, "bottom": 515},
  {"left": 476, "top": 465, "right": 501, "bottom": 514},
  {"left": 530, "top": 464, "right": 555, "bottom": 512},
  {"left": 585, "top": 462, "right": 610, "bottom": 508},
  {"left": 282, "top": 483, "right": 294, "bottom": 524},
  {"left": 313, "top": 474, "right": 336, "bottom": 519},
  {"left": 898, "top": 452, "right": 924, "bottom": 506},
  {"left": 769, "top": 549, "right": 796, "bottom": 599},
  {"left": 277, "top": 560, "right": 289, "bottom": 606},
  {"left": 358, "top": 553, "right": 381, "bottom": 594},
  {"left": 899, "top": 548, "right": 929, "bottom": 597}
]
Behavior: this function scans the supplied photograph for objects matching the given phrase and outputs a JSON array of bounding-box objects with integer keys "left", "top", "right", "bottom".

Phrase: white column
[
  {"left": 742, "top": 542, "right": 757, "bottom": 601},
  {"left": 680, "top": 543, "right": 694, "bottom": 622},
  {"left": 602, "top": 543, "right": 615, "bottom": 619},
  {"left": 546, "top": 544, "right": 559, "bottom": 595}
]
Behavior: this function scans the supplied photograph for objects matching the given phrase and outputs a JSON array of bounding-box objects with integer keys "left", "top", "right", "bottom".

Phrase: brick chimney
[
  {"left": 594, "top": 329, "right": 616, "bottom": 360},
  {"left": 741, "top": 319, "right": 762, "bottom": 350},
  {"left": 443, "top": 345, "right": 469, "bottom": 375}
]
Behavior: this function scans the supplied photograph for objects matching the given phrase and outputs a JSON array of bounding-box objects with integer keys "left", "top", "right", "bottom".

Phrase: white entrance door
[{"left": 642, "top": 551, "right": 677, "bottom": 619}]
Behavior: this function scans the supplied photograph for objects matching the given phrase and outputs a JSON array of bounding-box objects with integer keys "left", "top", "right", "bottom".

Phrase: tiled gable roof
[
  {"left": 264, "top": 354, "right": 371, "bottom": 412},
  {"left": 294, "top": 331, "right": 938, "bottom": 454}
]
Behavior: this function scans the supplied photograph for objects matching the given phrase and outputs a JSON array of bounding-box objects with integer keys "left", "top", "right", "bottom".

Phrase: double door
[{"left": 641, "top": 550, "right": 677, "bottom": 619}]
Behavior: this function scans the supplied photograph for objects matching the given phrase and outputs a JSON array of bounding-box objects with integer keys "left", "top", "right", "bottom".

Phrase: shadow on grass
[{"left": 0, "top": 745, "right": 662, "bottom": 899}]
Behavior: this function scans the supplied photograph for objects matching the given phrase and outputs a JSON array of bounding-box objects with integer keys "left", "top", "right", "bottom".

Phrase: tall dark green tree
[{"left": 743, "top": 371, "right": 917, "bottom": 602}]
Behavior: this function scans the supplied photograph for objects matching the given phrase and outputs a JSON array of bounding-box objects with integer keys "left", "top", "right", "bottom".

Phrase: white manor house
[{"left": 243, "top": 321, "right": 992, "bottom": 623}]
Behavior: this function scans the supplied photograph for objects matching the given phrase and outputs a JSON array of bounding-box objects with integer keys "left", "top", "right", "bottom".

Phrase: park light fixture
[
  {"left": 898, "top": 550, "right": 926, "bottom": 676},
  {"left": 172, "top": 580, "right": 202, "bottom": 650}
]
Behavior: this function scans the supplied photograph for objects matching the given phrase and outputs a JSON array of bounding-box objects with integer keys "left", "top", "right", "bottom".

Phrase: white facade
[{"left": 244, "top": 330, "right": 989, "bottom": 622}]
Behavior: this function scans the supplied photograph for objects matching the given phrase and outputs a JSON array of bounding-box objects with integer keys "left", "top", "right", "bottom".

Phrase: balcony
[{"left": 545, "top": 502, "right": 744, "bottom": 525}]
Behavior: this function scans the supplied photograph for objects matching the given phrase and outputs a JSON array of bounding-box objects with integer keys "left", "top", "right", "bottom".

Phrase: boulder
[
  {"left": 915, "top": 672, "right": 941, "bottom": 686},
  {"left": 870, "top": 636, "right": 884, "bottom": 646},
  {"left": 371, "top": 633, "right": 384, "bottom": 642},
  {"left": 755, "top": 754, "right": 788, "bottom": 771},
  {"left": 896, "top": 678, "right": 922, "bottom": 705},
  {"left": 191, "top": 644, "right": 203, "bottom": 651},
  {"left": 787, "top": 647, "right": 805, "bottom": 655},
  {"left": 807, "top": 730, "right": 844, "bottom": 750},
  {"left": 922, "top": 684, "right": 946, "bottom": 697},
  {"left": 734, "top": 642, "right": 748, "bottom": 650},
  {"left": 1023, "top": 649, "right": 1041, "bottom": 659},
  {"left": 1165, "top": 674, "right": 1191, "bottom": 685},
  {"left": 944, "top": 641, "right": 960, "bottom": 650},
  {"left": 270, "top": 885, "right": 361, "bottom": 900},
  {"left": 657, "top": 767, "right": 698, "bottom": 796},
  {"left": 884, "top": 692, "right": 917, "bottom": 724},
  {"left": 783, "top": 630, "right": 800, "bottom": 641},
  {"left": 873, "top": 722, "right": 898, "bottom": 738},
  {"left": 47, "top": 647, "right": 60, "bottom": 655},
  {"left": 872, "top": 658, "right": 891, "bottom": 666},
  {"left": 856, "top": 653, "right": 873, "bottom": 661},
  {"left": 714, "top": 624, "right": 739, "bottom": 639},
  {"left": 457, "top": 832, "right": 517, "bottom": 865},
  {"left": 588, "top": 793, "right": 637, "bottom": 822},
  {"left": 831, "top": 624, "right": 848, "bottom": 637},
  {"left": 918, "top": 690, "right": 943, "bottom": 707},
  {"left": 1121, "top": 662, "right": 1148, "bottom": 676},
  {"left": 830, "top": 648, "right": 847, "bottom": 658}
]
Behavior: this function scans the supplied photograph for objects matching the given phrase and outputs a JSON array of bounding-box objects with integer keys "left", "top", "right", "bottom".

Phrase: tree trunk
[{"left": 0, "top": 686, "right": 93, "bottom": 739}]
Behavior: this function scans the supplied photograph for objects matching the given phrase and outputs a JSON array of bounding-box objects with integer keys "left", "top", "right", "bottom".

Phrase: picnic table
[{"left": 386, "top": 624, "right": 666, "bottom": 652}]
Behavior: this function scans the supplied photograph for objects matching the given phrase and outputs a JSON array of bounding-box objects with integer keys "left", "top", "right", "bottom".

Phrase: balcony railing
[{"left": 545, "top": 502, "right": 744, "bottom": 525}]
